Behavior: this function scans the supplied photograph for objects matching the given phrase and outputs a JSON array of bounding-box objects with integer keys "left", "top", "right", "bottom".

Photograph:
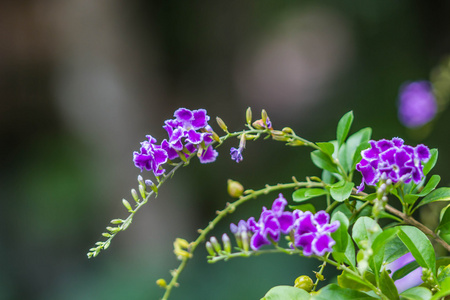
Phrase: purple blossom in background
[
  {"left": 398, "top": 81, "right": 437, "bottom": 128},
  {"left": 356, "top": 138, "right": 431, "bottom": 192},
  {"left": 293, "top": 210, "right": 339, "bottom": 256},
  {"left": 234, "top": 193, "right": 339, "bottom": 256},
  {"left": 386, "top": 252, "right": 423, "bottom": 293},
  {"left": 133, "top": 135, "right": 168, "bottom": 176}
]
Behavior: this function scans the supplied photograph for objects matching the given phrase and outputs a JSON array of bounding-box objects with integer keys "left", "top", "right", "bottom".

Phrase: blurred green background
[{"left": 1, "top": 1, "right": 450, "bottom": 299}]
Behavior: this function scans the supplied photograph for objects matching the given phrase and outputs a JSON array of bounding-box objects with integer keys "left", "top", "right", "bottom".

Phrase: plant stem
[
  {"left": 385, "top": 204, "right": 450, "bottom": 252},
  {"left": 160, "top": 180, "right": 325, "bottom": 300}
]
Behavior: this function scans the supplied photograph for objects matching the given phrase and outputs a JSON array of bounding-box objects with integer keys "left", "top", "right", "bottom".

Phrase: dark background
[{"left": 1, "top": 1, "right": 450, "bottom": 299}]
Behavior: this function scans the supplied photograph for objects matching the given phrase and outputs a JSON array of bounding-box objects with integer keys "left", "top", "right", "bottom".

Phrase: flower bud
[
  {"left": 211, "top": 131, "right": 221, "bottom": 143},
  {"left": 122, "top": 199, "right": 133, "bottom": 212},
  {"left": 210, "top": 236, "right": 222, "bottom": 253},
  {"left": 246, "top": 107, "right": 252, "bottom": 125},
  {"left": 216, "top": 117, "right": 229, "bottom": 133},
  {"left": 222, "top": 233, "right": 232, "bottom": 253},
  {"left": 227, "top": 179, "right": 244, "bottom": 198},
  {"left": 282, "top": 127, "right": 294, "bottom": 134},
  {"left": 139, "top": 184, "right": 146, "bottom": 199},
  {"left": 137, "top": 175, "right": 144, "bottom": 185},
  {"left": 261, "top": 109, "right": 269, "bottom": 125},
  {"left": 252, "top": 119, "right": 265, "bottom": 130},
  {"left": 156, "top": 278, "right": 167, "bottom": 288},
  {"left": 131, "top": 189, "right": 139, "bottom": 202},
  {"left": 241, "top": 231, "right": 250, "bottom": 252},
  {"left": 205, "top": 241, "right": 216, "bottom": 256},
  {"left": 145, "top": 179, "right": 153, "bottom": 186},
  {"left": 294, "top": 275, "right": 314, "bottom": 292}
]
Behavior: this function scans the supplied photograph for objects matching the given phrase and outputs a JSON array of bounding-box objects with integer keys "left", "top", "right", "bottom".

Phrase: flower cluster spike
[
  {"left": 133, "top": 108, "right": 218, "bottom": 176},
  {"left": 356, "top": 137, "right": 431, "bottom": 192},
  {"left": 230, "top": 194, "right": 339, "bottom": 256}
]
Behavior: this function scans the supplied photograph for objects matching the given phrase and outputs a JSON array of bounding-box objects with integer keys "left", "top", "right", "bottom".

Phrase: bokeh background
[{"left": 1, "top": 1, "right": 450, "bottom": 299}]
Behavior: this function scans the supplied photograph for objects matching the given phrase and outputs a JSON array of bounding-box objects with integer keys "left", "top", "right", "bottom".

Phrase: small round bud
[
  {"left": 294, "top": 275, "right": 314, "bottom": 292},
  {"left": 145, "top": 179, "right": 153, "bottom": 186},
  {"left": 156, "top": 278, "right": 167, "bottom": 288},
  {"left": 282, "top": 127, "right": 294, "bottom": 134},
  {"left": 131, "top": 189, "right": 139, "bottom": 202},
  {"left": 227, "top": 179, "right": 244, "bottom": 198}
]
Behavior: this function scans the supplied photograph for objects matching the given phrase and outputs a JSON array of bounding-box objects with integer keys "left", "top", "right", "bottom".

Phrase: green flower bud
[
  {"left": 206, "top": 241, "right": 216, "bottom": 256},
  {"left": 122, "top": 199, "right": 133, "bottom": 212},
  {"left": 246, "top": 107, "right": 252, "bottom": 125},
  {"left": 216, "top": 117, "right": 229, "bottom": 133},
  {"left": 210, "top": 236, "right": 222, "bottom": 253},
  {"left": 294, "top": 275, "right": 314, "bottom": 292},
  {"left": 227, "top": 179, "right": 244, "bottom": 198},
  {"left": 131, "top": 189, "right": 139, "bottom": 202},
  {"left": 156, "top": 278, "right": 167, "bottom": 288},
  {"left": 222, "top": 233, "right": 232, "bottom": 253}
]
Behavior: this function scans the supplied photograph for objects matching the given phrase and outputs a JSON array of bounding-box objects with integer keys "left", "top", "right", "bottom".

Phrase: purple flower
[
  {"left": 230, "top": 147, "right": 243, "bottom": 163},
  {"left": 163, "top": 108, "right": 218, "bottom": 164},
  {"left": 356, "top": 138, "right": 431, "bottom": 192},
  {"left": 398, "top": 81, "right": 437, "bottom": 128},
  {"left": 231, "top": 193, "right": 339, "bottom": 256},
  {"left": 133, "top": 135, "right": 168, "bottom": 176},
  {"left": 386, "top": 252, "right": 423, "bottom": 293},
  {"left": 247, "top": 194, "right": 295, "bottom": 250},
  {"left": 293, "top": 211, "right": 339, "bottom": 256}
]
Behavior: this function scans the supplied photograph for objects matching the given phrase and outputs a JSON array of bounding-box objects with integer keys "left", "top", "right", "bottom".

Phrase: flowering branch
[{"left": 160, "top": 179, "right": 325, "bottom": 300}]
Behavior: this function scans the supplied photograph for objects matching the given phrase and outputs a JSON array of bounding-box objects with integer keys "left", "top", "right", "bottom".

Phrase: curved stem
[{"left": 161, "top": 180, "right": 325, "bottom": 300}]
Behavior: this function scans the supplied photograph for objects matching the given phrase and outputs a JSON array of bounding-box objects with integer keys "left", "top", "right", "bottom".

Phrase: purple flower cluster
[
  {"left": 398, "top": 81, "right": 437, "bottom": 128},
  {"left": 231, "top": 194, "right": 339, "bottom": 256},
  {"left": 133, "top": 108, "right": 218, "bottom": 176},
  {"left": 356, "top": 138, "right": 431, "bottom": 192}
]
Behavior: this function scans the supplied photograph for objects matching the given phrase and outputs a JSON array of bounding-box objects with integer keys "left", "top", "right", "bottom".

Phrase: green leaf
[
  {"left": 423, "top": 148, "right": 438, "bottom": 176},
  {"left": 371, "top": 227, "right": 401, "bottom": 277},
  {"left": 289, "top": 203, "right": 316, "bottom": 214},
  {"left": 437, "top": 206, "right": 450, "bottom": 242},
  {"left": 311, "top": 284, "right": 378, "bottom": 300},
  {"left": 261, "top": 285, "right": 311, "bottom": 300},
  {"left": 331, "top": 212, "right": 349, "bottom": 252},
  {"left": 417, "top": 187, "right": 450, "bottom": 208},
  {"left": 382, "top": 236, "right": 409, "bottom": 265},
  {"left": 397, "top": 226, "right": 436, "bottom": 275},
  {"left": 336, "top": 111, "right": 354, "bottom": 148},
  {"left": 400, "top": 287, "right": 432, "bottom": 300},
  {"left": 392, "top": 260, "right": 420, "bottom": 281},
  {"left": 430, "top": 277, "right": 450, "bottom": 300},
  {"left": 404, "top": 175, "right": 441, "bottom": 204},
  {"left": 332, "top": 234, "right": 356, "bottom": 269},
  {"left": 380, "top": 269, "right": 399, "bottom": 300},
  {"left": 438, "top": 264, "right": 450, "bottom": 282},
  {"left": 311, "top": 150, "right": 339, "bottom": 174},
  {"left": 338, "top": 143, "right": 349, "bottom": 173},
  {"left": 330, "top": 182, "right": 354, "bottom": 202},
  {"left": 337, "top": 271, "right": 372, "bottom": 292},
  {"left": 317, "top": 142, "right": 335, "bottom": 157},
  {"left": 346, "top": 127, "right": 372, "bottom": 171},
  {"left": 352, "top": 217, "right": 382, "bottom": 249},
  {"left": 292, "top": 188, "right": 328, "bottom": 202}
]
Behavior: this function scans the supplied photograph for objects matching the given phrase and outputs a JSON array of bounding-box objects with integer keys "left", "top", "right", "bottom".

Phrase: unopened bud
[
  {"left": 246, "top": 107, "right": 252, "bottom": 125},
  {"left": 156, "top": 278, "right": 167, "bottom": 288},
  {"left": 282, "top": 127, "right": 294, "bottom": 134},
  {"left": 216, "top": 117, "right": 229, "bottom": 133},
  {"left": 210, "top": 236, "right": 222, "bottom": 253},
  {"left": 227, "top": 179, "right": 244, "bottom": 198},
  {"left": 261, "top": 109, "right": 269, "bottom": 125},
  {"left": 241, "top": 231, "right": 249, "bottom": 252},
  {"left": 222, "top": 233, "right": 232, "bottom": 253},
  {"left": 139, "top": 185, "right": 146, "bottom": 199},
  {"left": 137, "top": 175, "right": 144, "bottom": 185},
  {"left": 206, "top": 241, "right": 216, "bottom": 256},
  {"left": 287, "top": 140, "right": 305, "bottom": 146},
  {"left": 145, "top": 179, "right": 153, "bottom": 186},
  {"left": 122, "top": 199, "right": 133, "bottom": 212},
  {"left": 294, "top": 275, "right": 314, "bottom": 292},
  {"left": 252, "top": 119, "right": 265, "bottom": 130},
  {"left": 131, "top": 189, "right": 139, "bottom": 202},
  {"left": 271, "top": 130, "right": 289, "bottom": 141},
  {"left": 211, "top": 131, "right": 221, "bottom": 143},
  {"left": 175, "top": 238, "right": 190, "bottom": 249}
]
